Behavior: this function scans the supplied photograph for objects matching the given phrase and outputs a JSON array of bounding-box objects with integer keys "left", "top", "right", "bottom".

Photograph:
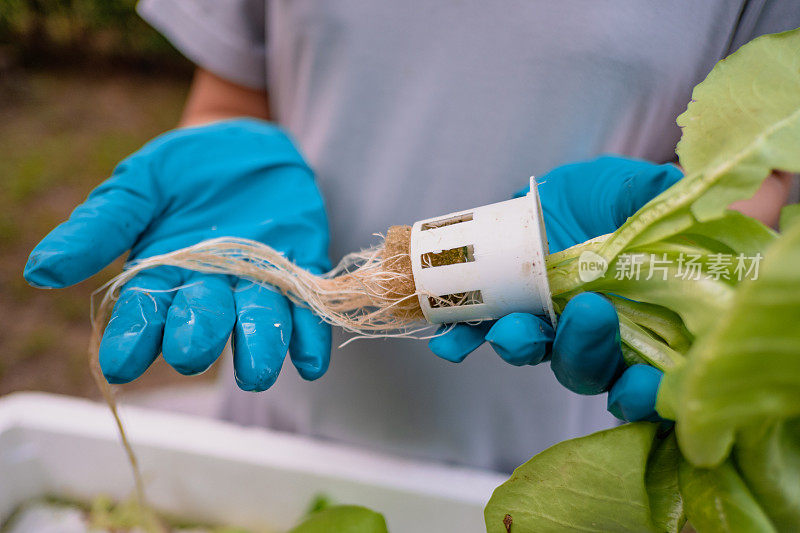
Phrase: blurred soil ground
[{"left": 0, "top": 66, "right": 217, "bottom": 398}]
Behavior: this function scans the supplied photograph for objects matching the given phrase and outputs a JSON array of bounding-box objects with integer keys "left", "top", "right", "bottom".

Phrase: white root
[{"left": 91, "top": 233, "right": 437, "bottom": 342}]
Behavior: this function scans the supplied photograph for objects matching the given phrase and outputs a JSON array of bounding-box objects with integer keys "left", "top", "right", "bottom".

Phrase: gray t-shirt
[{"left": 138, "top": 0, "right": 799, "bottom": 472}]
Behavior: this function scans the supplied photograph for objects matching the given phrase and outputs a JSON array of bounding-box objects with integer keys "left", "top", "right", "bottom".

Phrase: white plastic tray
[{"left": 0, "top": 392, "right": 504, "bottom": 532}]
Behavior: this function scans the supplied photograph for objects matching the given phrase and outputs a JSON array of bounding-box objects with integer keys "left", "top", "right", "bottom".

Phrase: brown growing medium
[
  {"left": 421, "top": 246, "right": 471, "bottom": 268},
  {"left": 382, "top": 225, "right": 425, "bottom": 320},
  {"left": 384, "top": 226, "right": 481, "bottom": 312}
]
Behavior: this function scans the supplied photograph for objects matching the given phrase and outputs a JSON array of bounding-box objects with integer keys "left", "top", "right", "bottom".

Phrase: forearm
[
  {"left": 180, "top": 68, "right": 270, "bottom": 127},
  {"left": 729, "top": 170, "right": 795, "bottom": 229}
]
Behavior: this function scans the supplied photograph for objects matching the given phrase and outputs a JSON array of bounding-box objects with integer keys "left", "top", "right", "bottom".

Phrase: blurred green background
[
  {"left": 0, "top": 1, "right": 212, "bottom": 397},
  {"left": 0, "top": 0, "right": 186, "bottom": 68}
]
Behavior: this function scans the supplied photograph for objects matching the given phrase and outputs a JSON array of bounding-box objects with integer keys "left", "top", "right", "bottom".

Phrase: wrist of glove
[
  {"left": 25, "top": 119, "right": 332, "bottom": 391},
  {"left": 429, "top": 155, "right": 684, "bottom": 423}
]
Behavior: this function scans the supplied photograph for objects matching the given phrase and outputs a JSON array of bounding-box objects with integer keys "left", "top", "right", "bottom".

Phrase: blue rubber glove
[
  {"left": 24, "top": 119, "right": 331, "bottom": 391},
  {"left": 428, "top": 156, "right": 682, "bottom": 422}
]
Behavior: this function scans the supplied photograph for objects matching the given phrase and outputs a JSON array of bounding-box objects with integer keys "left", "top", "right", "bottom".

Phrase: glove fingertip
[
  {"left": 232, "top": 339, "right": 286, "bottom": 392},
  {"left": 162, "top": 275, "right": 235, "bottom": 376},
  {"left": 561, "top": 292, "right": 617, "bottom": 327},
  {"left": 552, "top": 293, "right": 622, "bottom": 394},
  {"left": 427, "top": 337, "right": 462, "bottom": 363},
  {"left": 23, "top": 250, "right": 65, "bottom": 288},
  {"left": 289, "top": 305, "right": 331, "bottom": 381},
  {"left": 295, "top": 360, "right": 327, "bottom": 381},
  {"left": 607, "top": 364, "right": 664, "bottom": 422},
  {"left": 98, "top": 342, "right": 134, "bottom": 384},
  {"left": 232, "top": 282, "right": 291, "bottom": 392},
  {"left": 233, "top": 362, "right": 280, "bottom": 392},
  {"left": 98, "top": 319, "right": 159, "bottom": 384},
  {"left": 232, "top": 325, "right": 286, "bottom": 391},
  {"left": 428, "top": 323, "right": 489, "bottom": 363},
  {"left": 98, "top": 281, "right": 173, "bottom": 384},
  {"left": 24, "top": 182, "right": 154, "bottom": 288},
  {"left": 485, "top": 313, "right": 553, "bottom": 366}
]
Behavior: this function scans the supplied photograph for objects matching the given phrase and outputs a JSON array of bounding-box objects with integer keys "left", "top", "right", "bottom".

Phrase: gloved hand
[
  {"left": 428, "top": 156, "right": 682, "bottom": 422},
  {"left": 24, "top": 119, "right": 331, "bottom": 391}
]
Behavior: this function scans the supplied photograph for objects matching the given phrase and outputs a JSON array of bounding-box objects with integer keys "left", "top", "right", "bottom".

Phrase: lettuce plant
[{"left": 486, "top": 28, "right": 800, "bottom": 533}]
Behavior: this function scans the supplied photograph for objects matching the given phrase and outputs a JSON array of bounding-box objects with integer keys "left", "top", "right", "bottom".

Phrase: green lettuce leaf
[
  {"left": 610, "top": 296, "right": 693, "bottom": 354},
  {"left": 578, "top": 250, "right": 733, "bottom": 336},
  {"left": 290, "top": 505, "right": 388, "bottom": 533},
  {"left": 617, "top": 313, "right": 684, "bottom": 371},
  {"left": 484, "top": 423, "right": 683, "bottom": 533},
  {"left": 658, "top": 214, "right": 800, "bottom": 466},
  {"left": 679, "top": 459, "right": 776, "bottom": 533},
  {"left": 734, "top": 418, "right": 800, "bottom": 531},
  {"left": 645, "top": 432, "right": 686, "bottom": 533},
  {"left": 780, "top": 203, "right": 800, "bottom": 230},
  {"left": 671, "top": 211, "right": 776, "bottom": 257}
]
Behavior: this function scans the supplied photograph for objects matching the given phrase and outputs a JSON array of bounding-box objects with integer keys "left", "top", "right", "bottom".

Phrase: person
[{"left": 24, "top": 1, "right": 798, "bottom": 473}]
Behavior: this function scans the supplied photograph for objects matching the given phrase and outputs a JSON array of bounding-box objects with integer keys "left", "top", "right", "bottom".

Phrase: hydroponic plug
[{"left": 408, "top": 177, "right": 557, "bottom": 325}]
